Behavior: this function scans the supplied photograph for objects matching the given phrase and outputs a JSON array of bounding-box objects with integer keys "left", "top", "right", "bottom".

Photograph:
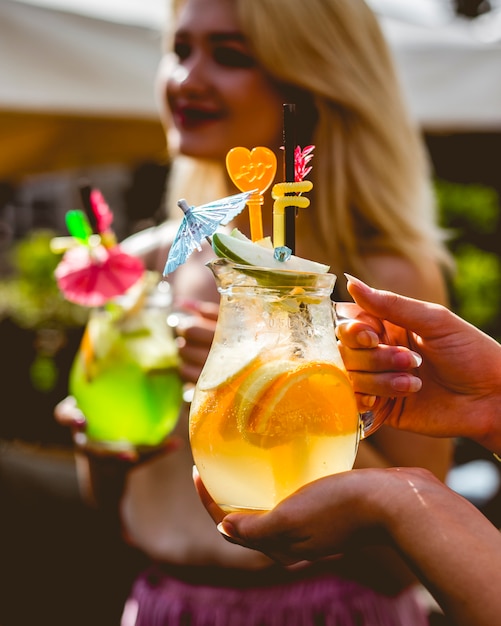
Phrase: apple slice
[{"left": 212, "top": 230, "right": 329, "bottom": 274}]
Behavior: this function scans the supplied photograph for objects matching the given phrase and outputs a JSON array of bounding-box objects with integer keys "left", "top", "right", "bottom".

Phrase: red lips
[{"left": 174, "top": 105, "right": 222, "bottom": 128}]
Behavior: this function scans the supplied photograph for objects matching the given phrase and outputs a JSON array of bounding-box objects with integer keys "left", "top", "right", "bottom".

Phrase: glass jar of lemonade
[{"left": 189, "top": 259, "right": 362, "bottom": 512}]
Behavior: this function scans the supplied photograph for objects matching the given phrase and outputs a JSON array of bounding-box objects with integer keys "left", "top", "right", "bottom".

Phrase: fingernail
[
  {"left": 393, "top": 350, "right": 422, "bottom": 369},
  {"left": 409, "top": 351, "right": 423, "bottom": 368},
  {"left": 217, "top": 521, "right": 237, "bottom": 539},
  {"left": 360, "top": 394, "right": 376, "bottom": 408},
  {"left": 344, "top": 274, "right": 371, "bottom": 293},
  {"left": 391, "top": 375, "right": 422, "bottom": 393},
  {"left": 357, "top": 330, "right": 379, "bottom": 348}
]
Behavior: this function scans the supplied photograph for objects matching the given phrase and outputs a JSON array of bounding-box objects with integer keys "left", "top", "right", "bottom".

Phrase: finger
[
  {"left": 177, "top": 340, "right": 210, "bottom": 364},
  {"left": 194, "top": 300, "right": 219, "bottom": 321},
  {"left": 350, "top": 371, "right": 422, "bottom": 397},
  {"left": 345, "top": 275, "right": 450, "bottom": 337},
  {"left": 179, "top": 362, "right": 205, "bottom": 385},
  {"left": 336, "top": 320, "right": 380, "bottom": 349},
  {"left": 340, "top": 343, "right": 423, "bottom": 373},
  {"left": 177, "top": 341, "right": 210, "bottom": 384},
  {"left": 54, "top": 396, "right": 86, "bottom": 430},
  {"left": 335, "top": 302, "right": 386, "bottom": 338},
  {"left": 192, "top": 466, "right": 226, "bottom": 524},
  {"left": 217, "top": 515, "right": 302, "bottom": 565},
  {"left": 174, "top": 298, "right": 219, "bottom": 321},
  {"left": 79, "top": 435, "right": 184, "bottom": 465},
  {"left": 177, "top": 323, "right": 215, "bottom": 345}
]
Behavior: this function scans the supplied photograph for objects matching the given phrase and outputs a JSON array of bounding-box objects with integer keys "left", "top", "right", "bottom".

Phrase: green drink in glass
[{"left": 69, "top": 280, "right": 183, "bottom": 453}]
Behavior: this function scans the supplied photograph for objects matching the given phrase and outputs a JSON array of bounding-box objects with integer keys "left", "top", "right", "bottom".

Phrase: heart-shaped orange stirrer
[{"left": 226, "top": 146, "right": 277, "bottom": 241}]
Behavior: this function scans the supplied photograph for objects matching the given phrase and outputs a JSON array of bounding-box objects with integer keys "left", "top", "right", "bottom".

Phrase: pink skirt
[{"left": 121, "top": 562, "right": 428, "bottom": 626}]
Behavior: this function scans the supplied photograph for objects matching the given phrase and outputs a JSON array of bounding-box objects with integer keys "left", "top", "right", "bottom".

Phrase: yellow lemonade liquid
[{"left": 190, "top": 356, "right": 360, "bottom": 512}]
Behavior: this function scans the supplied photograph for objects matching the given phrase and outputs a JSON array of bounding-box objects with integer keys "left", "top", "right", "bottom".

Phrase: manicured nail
[
  {"left": 217, "top": 521, "right": 239, "bottom": 541},
  {"left": 357, "top": 329, "right": 379, "bottom": 348},
  {"left": 344, "top": 274, "right": 371, "bottom": 293},
  {"left": 360, "top": 394, "right": 376, "bottom": 408},
  {"left": 409, "top": 351, "right": 423, "bottom": 368},
  {"left": 391, "top": 375, "right": 422, "bottom": 393},
  {"left": 393, "top": 350, "right": 423, "bottom": 369}
]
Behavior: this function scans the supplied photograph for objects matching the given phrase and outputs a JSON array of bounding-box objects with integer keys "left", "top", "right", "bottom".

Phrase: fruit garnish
[
  {"left": 234, "top": 359, "right": 359, "bottom": 448},
  {"left": 212, "top": 229, "right": 329, "bottom": 274}
]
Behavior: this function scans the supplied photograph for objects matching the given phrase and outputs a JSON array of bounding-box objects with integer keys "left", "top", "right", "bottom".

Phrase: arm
[
  {"left": 340, "top": 255, "right": 454, "bottom": 590},
  {"left": 54, "top": 398, "right": 180, "bottom": 531},
  {"left": 204, "top": 467, "right": 501, "bottom": 626}
]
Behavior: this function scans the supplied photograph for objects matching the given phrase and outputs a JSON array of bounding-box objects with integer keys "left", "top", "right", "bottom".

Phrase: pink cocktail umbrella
[
  {"left": 54, "top": 188, "right": 144, "bottom": 307},
  {"left": 55, "top": 244, "right": 144, "bottom": 307}
]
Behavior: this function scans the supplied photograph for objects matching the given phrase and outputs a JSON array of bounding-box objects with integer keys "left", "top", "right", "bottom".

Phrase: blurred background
[{"left": 0, "top": 1, "right": 500, "bottom": 624}]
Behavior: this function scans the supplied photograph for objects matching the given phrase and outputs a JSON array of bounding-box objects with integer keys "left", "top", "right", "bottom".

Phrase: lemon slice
[
  {"left": 235, "top": 359, "right": 293, "bottom": 419},
  {"left": 235, "top": 360, "right": 358, "bottom": 448}
]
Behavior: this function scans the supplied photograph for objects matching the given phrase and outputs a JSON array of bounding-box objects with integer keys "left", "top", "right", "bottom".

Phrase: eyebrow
[
  {"left": 175, "top": 29, "right": 246, "bottom": 44},
  {"left": 210, "top": 32, "right": 246, "bottom": 43}
]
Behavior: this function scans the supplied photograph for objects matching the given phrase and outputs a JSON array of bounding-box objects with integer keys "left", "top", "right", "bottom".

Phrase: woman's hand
[
  {"left": 194, "top": 464, "right": 501, "bottom": 626},
  {"left": 193, "top": 466, "right": 386, "bottom": 566},
  {"left": 338, "top": 275, "right": 501, "bottom": 452},
  {"left": 173, "top": 299, "right": 219, "bottom": 385},
  {"left": 55, "top": 395, "right": 182, "bottom": 518}
]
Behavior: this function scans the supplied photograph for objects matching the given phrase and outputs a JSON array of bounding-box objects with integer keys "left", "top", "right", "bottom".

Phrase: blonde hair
[{"left": 164, "top": 0, "right": 453, "bottom": 282}]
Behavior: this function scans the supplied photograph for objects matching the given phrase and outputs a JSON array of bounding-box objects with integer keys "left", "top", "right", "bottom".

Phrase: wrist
[
  {"left": 364, "top": 467, "right": 435, "bottom": 536},
  {"left": 341, "top": 469, "right": 400, "bottom": 543},
  {"left": 470, "top": 390, "right": 501, "bottom": 454}
]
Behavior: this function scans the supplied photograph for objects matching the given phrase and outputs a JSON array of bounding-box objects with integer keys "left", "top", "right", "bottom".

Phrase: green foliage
[
  {"left": 0, "top": 230, "right": 88, "bottom": 392},
  {"left": 0, "top": 230, "right": 88, "bottom": 331},
  {"left": 435, "top": 180, "right": 499, "bottom": 234},
  {"left": 453, "top": 244, "right": 501, "bottom": 331},
  {"left": 435, "top": 180, "right": 501, "bottom": 340}
]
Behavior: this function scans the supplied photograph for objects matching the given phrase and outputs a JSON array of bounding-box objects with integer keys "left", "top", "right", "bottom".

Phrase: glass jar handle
[{"left": 334, "top": 302, "right": 399, "bottom": 439}]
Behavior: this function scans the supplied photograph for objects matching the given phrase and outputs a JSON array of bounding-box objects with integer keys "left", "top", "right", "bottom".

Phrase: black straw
[
  {"left": 78, "top": 180, "right": 97, "bottom": 231},
  {"left": 283, "top": 103, "right": 296, "bottom": 253}
]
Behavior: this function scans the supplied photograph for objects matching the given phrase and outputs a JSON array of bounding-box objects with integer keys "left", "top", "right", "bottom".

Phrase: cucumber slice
[{"left": 212, "top": 230, "right": 329, "bottom": 274}]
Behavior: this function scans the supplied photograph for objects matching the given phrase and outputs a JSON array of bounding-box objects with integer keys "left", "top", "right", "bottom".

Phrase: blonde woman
[{"left": 57, "top": 0, "right": 455, "bottom": 624}]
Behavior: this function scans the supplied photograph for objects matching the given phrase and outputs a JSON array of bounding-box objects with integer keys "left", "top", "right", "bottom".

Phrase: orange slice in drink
[
  {"left": 235, "top": 360, "right": 359, "bottom": 448},
  {"left": 189, "top": 355, "right": 265, "bottom": 441}
]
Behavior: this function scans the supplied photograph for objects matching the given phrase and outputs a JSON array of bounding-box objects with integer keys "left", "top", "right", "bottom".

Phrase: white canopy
[
  {"left": 378, "top": 10, "right": 501, "bottom": 131},
  {"left": 1, "top": 0, "right": 501, "bottom": 179},
  {"left": 0, "top": 0, "right": 167, "bottom": 180},
  {"left": 0, "top": 0, "right": 165, "bottom": 117}
]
